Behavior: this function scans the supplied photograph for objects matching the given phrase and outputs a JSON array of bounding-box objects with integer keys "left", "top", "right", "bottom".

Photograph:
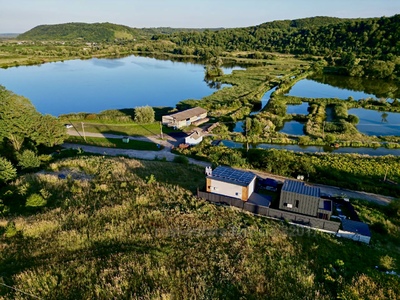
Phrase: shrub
[
  {"left": 173, "top": 155, "right": 189, "bottom": 165},
  {"left": 17, "top": 150, "right": 41, "bottom": 169},
  {"left": 134, "top": 106, "right": 155, "bottom": 124},
  {"left": 26, "top": 193, "right": 47, "bottom": 208},
  {"left": 0, "top": 157, "right": 17, "bottom": 183},
  {"left": 4, "top": 221, "right": 18, "bottom": 238}
]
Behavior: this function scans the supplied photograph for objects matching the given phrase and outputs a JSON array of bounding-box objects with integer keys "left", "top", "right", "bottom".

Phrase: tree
[
  {"left": 0, "top": 157, "right": 17, "bottom": 183},
  {"left": 17, "top": 150, "right": 41, "bottom": 170},
  {"left": 0, "top": 86, "right": 41, "bottom": 152},
  {"left": 33, "top": 115, "right": 67, "bottom": 147},
  {"left": 134, "top": 106, "right": 155, "bottom": 124}
]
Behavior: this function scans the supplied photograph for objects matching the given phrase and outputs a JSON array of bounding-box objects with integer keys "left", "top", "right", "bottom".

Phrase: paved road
[{"left": 65, "top": 130, "right": 394, "bottom": 206}]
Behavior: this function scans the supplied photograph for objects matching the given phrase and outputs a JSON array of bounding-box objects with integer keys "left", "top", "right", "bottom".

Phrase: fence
[{"left": 197, "top": 190, "right": 340, "bottom": 232}]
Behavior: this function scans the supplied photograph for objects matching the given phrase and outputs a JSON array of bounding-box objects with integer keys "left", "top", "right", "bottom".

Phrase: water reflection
[
  {"left": 217, "top": 139, "right": 400, "bottom": 156},
  {"left": 348, "top": 108, "right": 400, "bottom": 136}
]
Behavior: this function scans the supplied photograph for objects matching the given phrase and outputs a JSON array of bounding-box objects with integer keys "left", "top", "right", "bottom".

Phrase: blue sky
[{"left": 1, "top": 0, "right": 400, "bottom": 33}]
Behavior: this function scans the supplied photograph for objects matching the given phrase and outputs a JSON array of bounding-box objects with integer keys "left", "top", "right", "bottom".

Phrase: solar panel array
[{"left": 212, "top": 166, "right": 255, "bottom": 185}]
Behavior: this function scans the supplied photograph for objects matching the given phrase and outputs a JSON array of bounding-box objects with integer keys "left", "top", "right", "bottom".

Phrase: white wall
[
  {"left": 248, "top": 177, "right": 256, "bottom": 198},
  {"left": 209, "top": 179, "right": 244, "bottom": 200},
  {"left": 337, "top": 230, "right": 371, "bottom": 244}
]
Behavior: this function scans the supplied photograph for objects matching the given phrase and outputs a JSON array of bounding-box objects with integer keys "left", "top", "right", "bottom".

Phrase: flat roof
[
  {"left": 341, "top": 219, "right": 371, "bottom": 237},
  {"left": 208, "top": 166, "right": 256, "bottom": 187},
  {"left": 282, "top": 180, "right": 320, "bottom": 197},
  {"left": 167, "top": 107, "right": 207, "bottom": 121}
]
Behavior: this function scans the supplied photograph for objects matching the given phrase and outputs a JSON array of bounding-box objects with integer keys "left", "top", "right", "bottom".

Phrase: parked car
[{"left": 64, "top": 124, "right": 73, "bottom": 129}]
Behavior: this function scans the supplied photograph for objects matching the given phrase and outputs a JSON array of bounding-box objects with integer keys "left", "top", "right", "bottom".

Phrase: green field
[{"left": 66, "top": 136, "right": 162, "bottom": 151}]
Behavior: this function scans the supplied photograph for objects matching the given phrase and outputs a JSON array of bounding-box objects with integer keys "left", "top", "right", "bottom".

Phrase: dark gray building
[{"left": 279, "top": 180, "right": 332, "bottom": 219}]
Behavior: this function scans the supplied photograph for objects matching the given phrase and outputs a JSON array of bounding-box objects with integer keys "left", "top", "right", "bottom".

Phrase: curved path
[{"left": 65, "top": 130, "right": 394, "bottom": 206}]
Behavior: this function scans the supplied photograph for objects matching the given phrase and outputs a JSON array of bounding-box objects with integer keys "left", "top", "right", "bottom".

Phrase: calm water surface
[
  {"left": 286, "top": 102, "right": 309, "bottom": 115},
  {"left": 348, "top": 108, "right": 400, "bottom": 136},
  {"left": 287, "top": 79, "right": 377, "bottom": 100},
  {"left": 0, "top": 56, "right": 236, "bottom": 116},
  {"left": 218, "top": 140, "right": 400, "bottom": 156}
]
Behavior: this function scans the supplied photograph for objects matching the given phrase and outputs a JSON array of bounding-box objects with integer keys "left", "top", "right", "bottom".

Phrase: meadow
[{"left": 0, "top": 155, "right": 399, "bottom": 299}]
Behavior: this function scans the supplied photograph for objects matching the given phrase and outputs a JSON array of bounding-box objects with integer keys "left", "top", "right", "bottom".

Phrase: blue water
[
  {"left": 218, "top": 140, "right": 400, "bottom": 156},
  {"left": 286, "top": 102, "right": 309, "bottom": 115},
  {"left": 280, "top": 121, "right": 305, "bottom": 135},
  {"left": 287, "top": 79, "right": 376, "bottom": 100},
  {"left": 348, "top": 108, "right": 400, "bottom": 136},
  {"left": 0, "top": 56, "right": 235, "bottom": 116}
]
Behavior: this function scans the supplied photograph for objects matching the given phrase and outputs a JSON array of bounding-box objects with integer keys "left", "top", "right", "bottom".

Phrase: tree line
[{"left": 0, "top": 86, "right": 67, "bottom": 184}]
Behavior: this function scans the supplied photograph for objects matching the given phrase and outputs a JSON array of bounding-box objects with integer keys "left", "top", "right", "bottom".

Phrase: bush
[
  {"left": 26, "top": 193, "right": 47, "bottom": 208},
  {"left": 134, "top": 106, "right": 155, "bottom": 124},
  {"left": 173, "top": 155, "right": 189, "bottom": 165},
  {"left": 17, "top": 150, "right": 41, "bottom": 169},
  {"left": 0, "top": 157, "right": 17, "bottom": 183}
]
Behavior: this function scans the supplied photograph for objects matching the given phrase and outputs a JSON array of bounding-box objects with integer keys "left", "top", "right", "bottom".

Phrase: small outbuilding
[
  {"left": 185, "top": 130, "right": 203, "bottom": 145},
  {"left": 162, "top": 107, "right": 208, "bottom": 129},
  {"left": 206, "top": 166, "right": 256, "bottom": 201}
]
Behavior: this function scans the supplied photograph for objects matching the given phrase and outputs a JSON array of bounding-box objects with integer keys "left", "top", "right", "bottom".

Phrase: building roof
[
  {"left": 341, "top": 219, "right": 371, "bottom": 237},
  {"left": 282, "top": 180, "right": 320, "bottom": 197},
  {"left": 208, "top": 166, "right": 256, "bottom": 187},
  {"left": 168, "top": 107, "right": 207, "bottom": 121},
  {"left": 187, "top": 130, "right": 202, "bottom": 140}
]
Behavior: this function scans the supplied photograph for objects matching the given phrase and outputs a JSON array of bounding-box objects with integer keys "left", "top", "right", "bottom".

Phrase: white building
[
  {"left": 206, "top": 166, "right": 256, "bottom": 201},
  {"left": 185, "top": 130, "right": 203, "bottom": 145}
]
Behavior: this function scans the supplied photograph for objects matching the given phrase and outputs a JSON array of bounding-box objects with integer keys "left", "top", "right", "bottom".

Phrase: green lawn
[
  {"left": 69, "top": 122, "right": 178, "bottom": 137},
  {"left": 66, "top": 136, "right": 162, "bottom": 151}
]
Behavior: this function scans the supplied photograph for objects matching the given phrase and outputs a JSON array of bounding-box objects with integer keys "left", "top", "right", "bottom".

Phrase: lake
[
  {"left": 287, "top": 79, "right": 377, "bottom": 100},
  {"left": 348, "top": 108, "right": 400, "bottom": 136},
  {"left": 217, "top": 140, "right": 400, "bottom": 156},
  {"left": 0, "top": 56, "right": 238, "bottom": 116}
]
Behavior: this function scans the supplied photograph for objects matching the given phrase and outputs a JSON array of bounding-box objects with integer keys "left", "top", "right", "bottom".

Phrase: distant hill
[
  {"left": 17, "top": 22, "right": 216, "bottom": 42},
  {"left": 17, "top": 22, "right": 141, "bottom": 42},
  {"left": 256, "top": 16, "right": 351, "bottom": 30},
  {"left": 0, "top": 33, "right": 19, "bottom": 39}
]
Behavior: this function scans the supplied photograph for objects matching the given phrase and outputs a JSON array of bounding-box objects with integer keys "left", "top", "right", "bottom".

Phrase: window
[
  {"left": 295, "top": 200, "right": 299, "bottom": 208},
  {"left": 235, "top": 192, "right": 239, "bottom": 196}
]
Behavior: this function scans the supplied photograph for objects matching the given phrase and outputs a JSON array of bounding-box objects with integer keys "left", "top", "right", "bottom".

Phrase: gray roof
[
  {"left": 168, "top": 107, "right": 207, "bottom": 121},
  {"left": 208, "top": 166, "right": 256, "bottom": 187},
  {"left": 282, "top": 180, "right": 320, "bottom": 197},
  {"left": 341, "top": 219, "right": 371, "bottom": 236}
]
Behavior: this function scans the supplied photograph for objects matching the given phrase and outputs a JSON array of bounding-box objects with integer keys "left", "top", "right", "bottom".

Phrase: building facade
[
  {"left": 279, "top": 180, "right": 332, "bottom": 219},
  {"left": 206, "top": 166, "right": 256, "bottom": 201},
  {"left": 162, "top": 107, "right": 207, "bottom": 129}
]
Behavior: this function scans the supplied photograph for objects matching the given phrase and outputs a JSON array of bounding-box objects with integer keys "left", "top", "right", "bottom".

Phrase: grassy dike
[{"left": 0, "top": 156, "right": 399, "bottom": 299}]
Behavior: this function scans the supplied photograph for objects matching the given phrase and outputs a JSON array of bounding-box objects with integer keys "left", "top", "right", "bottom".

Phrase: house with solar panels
[
  {"left": 279, "top": 180, "right": 332, "bottom": 220},
  {"left": 206, "top": 166, "right": 256, "bottom": 201}
]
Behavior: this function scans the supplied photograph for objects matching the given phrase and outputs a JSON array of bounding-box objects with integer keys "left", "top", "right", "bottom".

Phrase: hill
[
  {"left": 163, "top": 14, "right": 400, "bottom": 58},
  {"left": 17, "top": 22, "right": 141, "bottom": 42},
  {"left": 17, "top": 22, "right": 215, "bottom": 42},
  {"left": 0, "top": 155, "right": 399, "bottom": 299}
]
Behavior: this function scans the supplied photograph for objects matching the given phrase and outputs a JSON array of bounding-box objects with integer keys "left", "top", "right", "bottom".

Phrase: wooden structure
[
  {"left": 162, "top": 107, "right": 207, "bottom": 129},
  {"left": 206, "top": 166, "right": 256, "bottom": 201}
]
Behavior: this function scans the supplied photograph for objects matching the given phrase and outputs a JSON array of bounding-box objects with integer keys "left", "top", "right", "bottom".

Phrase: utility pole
[
  {"left": 160, "top": 121, "right": 164, "bottom": 139},
  {"left": 81, "top": 122, "right": 87, "bottom": 142}
]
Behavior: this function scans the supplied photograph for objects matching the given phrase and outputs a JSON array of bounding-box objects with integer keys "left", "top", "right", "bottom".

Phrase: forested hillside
[{"left": 157, "top": 15, "right": 400, "bottom": 59}]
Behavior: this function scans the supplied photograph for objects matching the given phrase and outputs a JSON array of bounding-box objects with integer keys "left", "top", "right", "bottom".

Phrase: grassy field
[
  {"left": 65, "top": 136, "right": 162, "bottom": 151},
  {"left": 0, "top": 156, "right": 399, "bottom": 299}
]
